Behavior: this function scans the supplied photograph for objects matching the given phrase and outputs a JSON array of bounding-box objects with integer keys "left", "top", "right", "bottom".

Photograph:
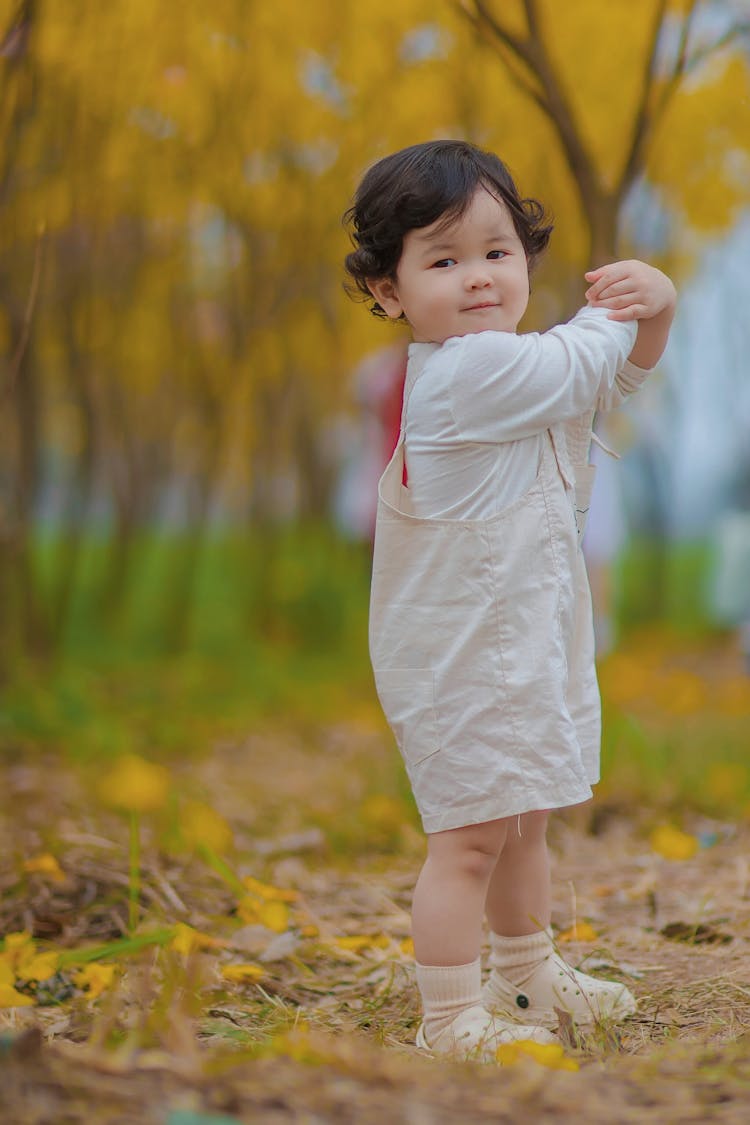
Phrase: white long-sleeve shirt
[{"left": 403, "top": 307, "right": 647, "bottom": 520}]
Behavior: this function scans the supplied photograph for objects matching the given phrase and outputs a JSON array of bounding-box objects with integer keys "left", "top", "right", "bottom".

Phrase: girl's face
[{"left": 368, "top": 188, "right": 530, "bottom": 344}]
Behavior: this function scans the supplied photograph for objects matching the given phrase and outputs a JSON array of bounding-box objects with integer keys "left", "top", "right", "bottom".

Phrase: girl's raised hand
[{"left": 584, "top": 260, "right": 676, "bottom": 322}]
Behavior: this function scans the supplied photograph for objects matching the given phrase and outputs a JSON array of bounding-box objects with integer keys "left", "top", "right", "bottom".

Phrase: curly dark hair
[{"left": 343, "top": 140, "right": 553, "bottom": 318}]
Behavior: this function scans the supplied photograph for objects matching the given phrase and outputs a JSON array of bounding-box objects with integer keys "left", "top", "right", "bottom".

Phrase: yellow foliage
[
  {"left": 220, "top": 963, "right": 265, "bottom": 983},
  {"left": 237, "top": 896, "right": 289, "bottom": 933},
  {"left": 98, "top": 754, "right": 171, "bottom": 813},
  {"left": 649, "top": 823, "right": 699, "bottom": 861},
  {"left": 705, "top": 763, "right": 748, "bottom": 806},
  {"left": 0, "top": 984, "right": 35, "bottom": 1009},
  {"left": 242, "top": 877, "right": 298, "bottom": 903},
  {"left": 497, "top": 1039, "right": 579, "bottom": 1071},
  {"left": 557, "top": 922, "right": 599, "bottom": 944},
  {"left": 181, "top": 801, "right": 234, "bottom": 855},
  {"left": 0, "top": 931, "right": 60, "bottom": 1007},
  {"left": 74, "top": 963, "right": 117, "bottom": 999},
  {"left": 23, "top": 853, "right": 67, "bottom": 884},
  {"left": 651, "top": 670, "right": 709, "bottom": 716},
  {"left": 332, "top": 933, "right": 391, "bottom": 954},
  {"left": 170, "top": 922, "right": 227, "bottom": 956}
]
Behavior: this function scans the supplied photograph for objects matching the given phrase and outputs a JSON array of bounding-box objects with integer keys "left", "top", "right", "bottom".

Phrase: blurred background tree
[{"left": 0, "top": 0, "right": 748, "bottom": 742}]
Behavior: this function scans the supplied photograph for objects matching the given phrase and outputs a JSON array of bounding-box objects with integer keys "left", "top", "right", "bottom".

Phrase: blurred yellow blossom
[
  {"left": 650, "top": 824, "right": 699, "bottom": 860},
  {"left": 716, "top": 677, "right": 750, "bottom": 717},
  {"left": 237, "top": 896, "right": 288, "bottom": 932},
  {"left": 0, "top": 932, "right": 60, "bottom": 1007},
  {"left": 221, "top": 963, "right": 265, "bottom": 983},
  {"left": 332, "top": 934, "right": 391, "bottom": 954},
  {"left": 242, "top": 876, "right": 298, "bottom": 903},
  {"left": 23, "top": 853, "right": 67, "bottom": 884},
  {"left": 170, "top": 922, "right": 227, "bottom": 956},
  {"left": 74, "top": 963, "right": 117, "bottom": 999},
  {"left": 557, "top": 922, "right": 599, "bottom": 944},
  {"left": 1, "top": 931, "right": 59, "bottom": 982},
  {"left": 497, "top": 1040, "right": 579, "bottom": 1071},
  {"left": 598, "top": 653, "right": 653, "bottom": 707},
  {"left": 98, "top": 754, "right": 171, "bottom": 813},
  {"left": 0, "top": 984, "right": 35, "bottom": 1008},
  {"left": 181, "top": 800, "right": 234, "bottom": 854},
  {"left": 705, "top": 762, "right": 748, "bottom": 805},
  {"left": 651, "top": 670, "right": 708, "bottom": 716}
]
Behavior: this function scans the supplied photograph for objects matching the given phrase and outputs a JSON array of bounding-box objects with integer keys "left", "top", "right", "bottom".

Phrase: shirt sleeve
[
  {"left": 595, "top": 356, "right": 654, "bottom": 412},
  {"left": 447, "top": 306, "right": 638, "bottom": 443}
]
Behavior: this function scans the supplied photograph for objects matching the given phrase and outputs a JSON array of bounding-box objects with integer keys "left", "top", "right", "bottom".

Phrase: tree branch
[
  {"left": 3, "top": 221, "right": 45, "bottom": 401},
  {"left": 454, "top": 0, "right": 602, "bottom": 210},
  {"left": 618, "top": 0, "right": 671, "bottom": 199}
]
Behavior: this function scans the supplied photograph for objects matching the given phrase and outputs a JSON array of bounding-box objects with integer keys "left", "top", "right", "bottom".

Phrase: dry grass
[{"left": 3, "top": 677, "right": 750, "bottom": 1121}]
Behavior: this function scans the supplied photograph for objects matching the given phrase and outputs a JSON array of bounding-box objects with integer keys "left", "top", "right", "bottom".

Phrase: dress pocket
[{"left": 374, "top": 668, "right": 439, "bottom": 767}]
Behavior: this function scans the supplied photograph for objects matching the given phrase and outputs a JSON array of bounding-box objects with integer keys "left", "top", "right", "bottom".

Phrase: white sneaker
[
  {"left": 482, "top": 953, "right": 636, "bottom": 1027},
  {"left": 415, "top": 1003, "right": 558, "bottom": 1061}
]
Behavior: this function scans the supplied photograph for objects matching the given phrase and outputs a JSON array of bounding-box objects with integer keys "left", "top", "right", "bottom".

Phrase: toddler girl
[{"left": 343, "top": 140, "right": 675, "bottom": 1060}]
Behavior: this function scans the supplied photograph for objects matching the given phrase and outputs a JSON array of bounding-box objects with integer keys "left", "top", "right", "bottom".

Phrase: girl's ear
[{"left": 367, "top": 277, "right": 403, "bottom": 320}]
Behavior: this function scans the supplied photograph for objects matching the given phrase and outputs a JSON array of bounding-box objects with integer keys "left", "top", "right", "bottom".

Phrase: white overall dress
[{"left": 369, "top": 367, "right": 602, "bottom": 835}]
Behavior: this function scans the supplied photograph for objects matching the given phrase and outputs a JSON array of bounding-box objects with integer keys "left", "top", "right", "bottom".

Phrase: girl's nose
[{"left": 465, "top": 267, "right": 492, "bottom": 290}]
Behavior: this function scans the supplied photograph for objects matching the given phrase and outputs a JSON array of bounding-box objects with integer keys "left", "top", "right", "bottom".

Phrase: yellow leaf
[
  {"left": 0, "top": 984, "right": 35, "bottom": 1009},
  {"left": 18, "top": 952, "right": 59, "bottom": 983},
  {"left": 0, "top": 961, "right": 14, "bottom": 987},
  {"left": 557, "top": 922, "right": 599, "bottom": 944},
  {"left": 74, "top": 963, "right": 117, "bottom": 1000},
  {"left": 649, "top": 824, "right": 699, "bottom": 861},
  {"left": 265, "top": 1028, "right": 333, "bottom": 1065},
  {"left": 237, "top": 896, "right": 288, "bottom": 933},
  {"left": 333, "top": 934, "right": 391, "bottom": 954},
  {"left": 170, "top": 922, "right": 226, "bottom": 956},
  {"left": 258, "top": 900, "right": 288, "bottom": 932},
  {"left": 4, "top": 932, "right": 33, "bottom": 955},
  {"left": 221, "top": 963, "right": 265, "bottom": 983},
  {"left": 181, "top": 801, "right": 234, "bottom": 854},
  {"left": 497, "top": 1040, "right": 579, "bottom": 1071},
  {"left": 23, "top": 854, "right": 67, "bottom": 884},
  {"left": 98, "top": 754, "right": 171, "bottom": 813},
  {"left": 242, "top": 876, "right": 298, "bottom": 903}
]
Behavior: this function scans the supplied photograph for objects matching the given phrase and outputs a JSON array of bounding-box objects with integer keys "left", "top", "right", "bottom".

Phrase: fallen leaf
[
  {"left": 237, "top": 897, "right": 288, "bottom": 933},
  {"left": 557, "top": 922, "right": 599, "bottom": 943},
  {"left": 74, "top": 963, "right": 117, "bottom": 999},
  {"left": 242, "top": 876, "right": 299, "bottom": 903},
  {"left": 220, "top": 963, "right": 265, "bottom": 983},
  {"left": 649, "top": 824, "right": 699, "bottom": 861},
  {"left": 23, "top": 853, "right": 67, "bottom": 884},
  {"left": 497, "top": 1039, "right": 579, "bottom": 1071},
  {"left": 0, "top": 984, "right": 35, "bottom": 1008},
  {"left": 170, "top": 923, "right": 227, "bottom": 956}
]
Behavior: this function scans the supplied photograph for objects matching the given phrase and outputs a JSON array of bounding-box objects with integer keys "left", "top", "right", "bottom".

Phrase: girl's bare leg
[
  {"left": 411, "top": 816, "right": 510, "bottom": 965},
  {"left": 484, "top": 810, "right": 551, "bottom": 936}
]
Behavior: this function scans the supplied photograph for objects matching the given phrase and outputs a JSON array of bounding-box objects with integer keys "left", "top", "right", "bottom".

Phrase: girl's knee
[
  {"left": 428, "top": 818, "right": 508, "bottom": 880},
  {"left": 507, "top": 809, "right": 549, "bottom": 846}
]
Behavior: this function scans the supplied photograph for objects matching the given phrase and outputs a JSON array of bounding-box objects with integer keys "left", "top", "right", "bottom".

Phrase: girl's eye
[
  {"left": 432, "top": 258, "right": 456, "bottom": 268},
  {"left": 487, "top": 250, "right": 507, "bottom": 260}
]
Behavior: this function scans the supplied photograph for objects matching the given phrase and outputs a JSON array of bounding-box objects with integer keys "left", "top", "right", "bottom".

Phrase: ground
[{"left": 3, "top": 685, "right": 750, "bottom": 1123}]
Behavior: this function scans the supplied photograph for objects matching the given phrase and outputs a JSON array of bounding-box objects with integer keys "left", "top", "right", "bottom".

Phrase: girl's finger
[
  {"left": 605, "top": 304, "right": 646, "bottom": 322},
  {"left": 587, "top": 289, "right": 639, "bottom": 308}
]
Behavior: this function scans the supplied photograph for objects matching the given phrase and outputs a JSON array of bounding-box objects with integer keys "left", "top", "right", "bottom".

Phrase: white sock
[
  {"left": 488, "top": 930, "right": 553, "bottom": 985},
  {"left": 415, "top": 958, "right": 483, "bottom": 1044}
]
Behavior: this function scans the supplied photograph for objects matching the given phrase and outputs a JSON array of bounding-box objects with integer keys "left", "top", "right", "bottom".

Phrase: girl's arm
[{"left": 584, "top": 260, "right": 676, "bottom": 370}]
